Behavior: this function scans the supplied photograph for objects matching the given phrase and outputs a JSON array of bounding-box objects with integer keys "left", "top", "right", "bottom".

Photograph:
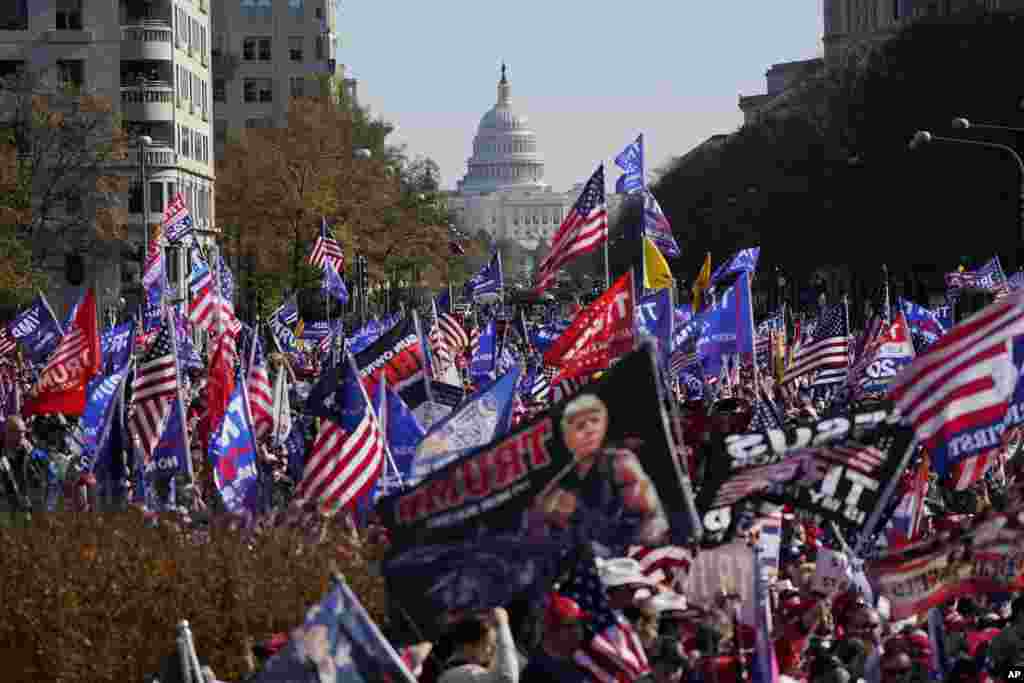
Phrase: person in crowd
[
  {"left": 438, "top": 607, "right": 519, "bottom": 683},
  {"left": 988, "top": 595, "right": 1024, "bottom": 675},
  {"left": 648, "top": 635, "right": 689, "bottom": 683},
  {"left": 520, "top": 593, "right": 591, "bottom": 683}
]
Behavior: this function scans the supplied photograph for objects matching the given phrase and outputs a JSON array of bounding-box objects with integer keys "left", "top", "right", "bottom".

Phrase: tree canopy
[{"left": 644, "top": 7, "right": 1024, "bottom": 311}]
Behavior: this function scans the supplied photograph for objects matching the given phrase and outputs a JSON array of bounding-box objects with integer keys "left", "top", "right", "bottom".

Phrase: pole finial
[{"left": 500, "top": 62, "right": 507, "bottom": 84}]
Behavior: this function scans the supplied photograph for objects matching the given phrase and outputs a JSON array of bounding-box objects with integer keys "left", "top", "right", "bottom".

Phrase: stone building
[
  {"left": 0, "top": 0, "right": 215, "bottom": 319},
  {"left": 209, "top": 0, "right": 357, "bottom": 157},
  {"left": 447, "top": 65, "right": 624, "bottom": 285}
]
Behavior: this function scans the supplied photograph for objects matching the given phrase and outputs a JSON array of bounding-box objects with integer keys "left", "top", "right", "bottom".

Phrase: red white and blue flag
[
  {"left": 309, "top": 217, "right": 345, "bottom": 272},
  {"left": 162, "top": 191, "right": 194, "bottom": 243},
  {"left": 295, "top": 352, "right": 385, "bottom": 515},
  {"left": 561, "top": 553, "right": 651, "bottom": 683},
  {"left": 534, "top": 165, "right": 608, "bottom": 293},
  {"left": 247, "top": 337, "right": 274, "bottom": 442},
  {"left": 889, "top": 291, "right": 1024, "bottom": 476}
]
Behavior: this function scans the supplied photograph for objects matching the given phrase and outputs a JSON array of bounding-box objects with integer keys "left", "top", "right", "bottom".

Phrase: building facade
[
  {"left": 448, "top": 66, "right": 623, "bottom": 284},
  {"left": 210, "top": 0, "right": 356, "bottom": 157},
  {"left": 0, "top": 0, "right": 215, "bottom": 318}
]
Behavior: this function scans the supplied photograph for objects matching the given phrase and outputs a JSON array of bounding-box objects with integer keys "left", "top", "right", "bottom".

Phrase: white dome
[{"left": 458, "top": 65, "right": 548, "bottom": 195}]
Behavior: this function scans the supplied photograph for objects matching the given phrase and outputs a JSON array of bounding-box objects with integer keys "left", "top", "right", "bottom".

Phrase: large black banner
[
  {"left": 377, "top": 345, "right": 701, "bottom": 632},
  {"left": 353, "top": 316, "right": 425, "bottom": 402},
  {"left": 696, "top": 405, "right": 914, "bottom": 547}
]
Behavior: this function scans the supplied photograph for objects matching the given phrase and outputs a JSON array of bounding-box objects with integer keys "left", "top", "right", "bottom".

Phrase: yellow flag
[
  {"left": 691, "top": 252, "right": 712, "bottom": 310},
  {"left": 294, "top": 318, "right": 305, "bottom": 339},
  {"left": 643, "top": 236, "right": 673, "bottom": 291}
]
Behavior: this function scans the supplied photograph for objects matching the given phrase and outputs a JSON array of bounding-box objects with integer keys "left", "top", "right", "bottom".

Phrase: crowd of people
[{"left": 2, "top": 295, "right": 1024, "bottom": 683}]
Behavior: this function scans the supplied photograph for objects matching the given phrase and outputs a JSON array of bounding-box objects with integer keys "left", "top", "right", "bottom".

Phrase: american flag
[
  {"left": 428, "top": 320, "right": 452, "bottom": 375},
  {"left": 560, "top": 552, "right": 651, "bottom": 682},
  {"left": 129, "top": 321, "right": 178, "bottom": 461},
  {"left": 711, "top": 457, "right": 812, "bottom": 509},
  {"left": 534, "top": 165, "right": 608, "bottom": 292},
  {"left": 468, "top": 325, "right": 481, "bottom": 359},
  {"left": 945, "top": 257, "right": 1009, "bottom": 300},
  {"left": 162, "top": 192, "right": 194, "bottom": 243},
  {"left": 951, "top": 450, "right": 997, "bottom": 490},
  {"left": 248, "top": 337, "right": 274, "bottom": 441},
  {"left": 293, "top": 354, "right": 385, "bottom": 515},
  {"left": 889, "top": 292, "right": 1024, "bottom": 451},
  {"left": 189, "top": 256, "right": 241, "bottom": 336},
  {"left": 309, "top": 217, "right": 345, "bottom": 272},
  {"left": 810, "top": 443, "right": 885, "bottom": 476},
  {"left": 627, "top": 545, "right": 692, "bottom": 587},
  {"left": 0, "top": 327, "right": 17, "bottom": 358},
  {"left": 749, "top": 391, "right": 784, "bottom": 433},
  {"left": 142, "top": 222, "right": 164, "bottom": 289},
  {"left": 782, "top": 304, "right": 848, "bottom": 384},
  {"left": 436, "top": 292, "right": 469, "bottom": 355}
]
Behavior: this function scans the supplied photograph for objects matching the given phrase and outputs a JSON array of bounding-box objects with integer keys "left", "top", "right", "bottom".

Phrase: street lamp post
[
  {"left": 136, "top": 132, "right": 153, "bottom": 261},
  {"left": 909, "top": 129, "right": 1024, "bottom": 243}
]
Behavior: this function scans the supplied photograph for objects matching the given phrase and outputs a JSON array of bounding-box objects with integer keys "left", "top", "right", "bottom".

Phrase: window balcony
[
  {"left": 120, "top": 23, "right": 173, "bottom": 61},
  {"left": 120, "top": 83, "right": 174, "bottom": 121},
  {"left": 123, "top": 140, "right": 177, "bottom": 168},
  {"left": 199, "top": 0, "right": 208, "bottom": 13}
]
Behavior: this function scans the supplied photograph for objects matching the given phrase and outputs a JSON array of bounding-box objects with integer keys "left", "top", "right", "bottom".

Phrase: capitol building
[{"left": 447, "top": 65, "right": 624, "bottom": 284}]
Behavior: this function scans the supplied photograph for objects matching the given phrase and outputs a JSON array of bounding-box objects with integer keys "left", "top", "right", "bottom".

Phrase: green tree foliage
[{"left": 647, "top": 7, "right": 1024, "bottom": 310}]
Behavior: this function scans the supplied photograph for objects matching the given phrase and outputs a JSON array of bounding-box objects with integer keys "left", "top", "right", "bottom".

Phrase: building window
[
  {"left": 129, "top": 182, "right": 143, "bottom": 213},
  {"left": 315, "top": 7, "right": 322, "bottom": 18},
  {"left": 243, "top": 37, "right": 256, "bottom": 60},
  {"left": 56, "top": 0, "right": 83, "bottom": 30},
  {"left": 214, "top": 119, "right": 228, "bottom": 143},
  {"left": 63, "top": 188, "right": 82, "bottom": 213},
  {"left": 245, "top": 117, "right": 272, "bottom": 129},
  {"left": 56, "top": 60, "right": 84, "bottom": 90},
  {"left": 288, "top": 0, "right": 303, "bottom": 18},
  {"left": 289, "top": 76, "right": 304, "bottom": 98},
  {"left": 212, "top": 32, "right": 225, "bottom": 57},
  {"left": 213, "top": 78, "right": 225, "bottom": 102},
  {"left": 258, "top": 37, "right": 271, "bottom": 60},
  {"left": 315, "top": 36, "right": 326, "bottom": 59},
  {"left": 289, "top": 36, "right": 303, "bottom": 61},
  {"left": 2, "top": 0, "right": 27, "bottom": 30},
  {"left": 150, "top": 182, "right": 164, "bottom": 213},
  {"left": 243, "top": 78, "right": 272, "bottom": 103},
  {"left": 0, "top": 60, "right": 26, "bottom": 84}
]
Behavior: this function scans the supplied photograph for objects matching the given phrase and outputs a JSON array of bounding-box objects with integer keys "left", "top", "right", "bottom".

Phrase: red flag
[
  {"left": 200, "top": 332, "right": 236, "bottom": 454},
  {"left": 543, "top": 271, "right": 636, "bottom": 380},
  {"left": 23, "top": 289, "right": 101, "bottom": 416}
]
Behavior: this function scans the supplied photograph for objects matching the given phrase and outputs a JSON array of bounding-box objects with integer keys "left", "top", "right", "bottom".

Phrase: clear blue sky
[{"left": 337, "top": 1, "right": 823, "bottom": 192}]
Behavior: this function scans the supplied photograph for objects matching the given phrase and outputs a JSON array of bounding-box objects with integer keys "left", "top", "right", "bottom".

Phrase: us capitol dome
[
  {"left": 448, "top": 64, "right": 623, "bottom": 284},
  {"left": 457, "top": 63, "right": 548, "bottom": 195}
]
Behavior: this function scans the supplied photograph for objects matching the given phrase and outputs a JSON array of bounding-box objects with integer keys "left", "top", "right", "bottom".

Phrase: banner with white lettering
[
  {"left": 868, "top": 508, "right": 1024, "bottom": 620},
  {"left": 543, "top": 271, "right": 636, "bottom": 380},
  {"left": 697, "top": 405, "right": 914, "bottom": 546},
  {"left": 354, "top": 316, "right": 426, "bottom": 403},
  {"left": 379, "top": 346, "right": 700, "bottom": 631}
]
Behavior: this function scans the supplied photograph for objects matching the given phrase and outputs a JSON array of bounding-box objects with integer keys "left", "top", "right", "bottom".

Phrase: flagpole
[
  {"left": 882, "top": 264, "right": 891, "bottom": 323},
  {"left": 165, "top": 307, "right": 195, "bottom": 488}
]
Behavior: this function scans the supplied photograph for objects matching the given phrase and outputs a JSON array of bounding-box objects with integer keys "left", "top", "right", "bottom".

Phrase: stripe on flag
[{"left": 534, "top": 165, "right": 608, "bottom": 292}]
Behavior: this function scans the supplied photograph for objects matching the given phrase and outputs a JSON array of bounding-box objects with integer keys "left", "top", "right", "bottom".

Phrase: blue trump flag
[
  {"left": 636, "top": 289, "right": 673, "bottom": 368},
  {"left": 470, "top": 318, "right": 497, "bottom": 382},
  {"left": 691, "top": 273, "right": 754, "bottom": 377},
  {"left": 709, "top": 247, "right": 760, "bottom": 288},
  {"left": 148, "top": 397, "right": 190, "bottom": 478},
  {"left": 409, "top": 366, "right": 520, "bottom": 484},
  {"left": 208, "top": 366, "right": 260, "bottom": 515},
  {"left": 254, "top": 575, "right": 417, "bottom": 683},
  {"left": 464, "top": 251, "right": 503, "bottom": 299},
  {"left": 78, "top": 322, "right": 135, "bottom": 474},
  {"left": 375, "top": 380, "right": 425, "bottom": 485},
  {"left": 323, "top": 261, "right": 350, "bottom": 304},
  {"left": 899, "top": 297, "right": 947, "bottom": 353},
  {"left": 8, "top": 293, "right": 63, "bottom": 364},
  {"left": 614, "top": 133, "right": 645, "bottom": 195}
]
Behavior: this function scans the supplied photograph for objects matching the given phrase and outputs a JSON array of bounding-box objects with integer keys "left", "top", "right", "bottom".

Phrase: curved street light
[
  {"left": 909, "top": 129, "right": 1024, "bottom": 242},
  {"left": 952, "top": 117, "right": 1024, "bottom": 134}
]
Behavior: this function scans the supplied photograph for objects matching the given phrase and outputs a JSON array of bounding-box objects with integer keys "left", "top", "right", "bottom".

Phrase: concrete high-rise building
[
  {"left": 209, "top": 0, "right": 356, "bottom": 157},
  {"left": 0, "top": 0, "right": 215, "bottom": 317}
]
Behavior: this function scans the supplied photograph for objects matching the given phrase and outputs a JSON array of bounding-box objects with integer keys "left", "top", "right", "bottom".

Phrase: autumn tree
[
  {"left": 0, "top": 72, "right": 127, "bottom": 312},
  {"left": 1, "top": 71, "right": 129, "bottom": 258},
  {"left": 217, "top": 97, "right": 451, "bottom": 319}
]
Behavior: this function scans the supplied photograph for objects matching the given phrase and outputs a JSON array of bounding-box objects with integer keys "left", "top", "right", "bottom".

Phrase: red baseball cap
[{"left": 546, "top": 593, "right": 590, "bottom": 624}]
